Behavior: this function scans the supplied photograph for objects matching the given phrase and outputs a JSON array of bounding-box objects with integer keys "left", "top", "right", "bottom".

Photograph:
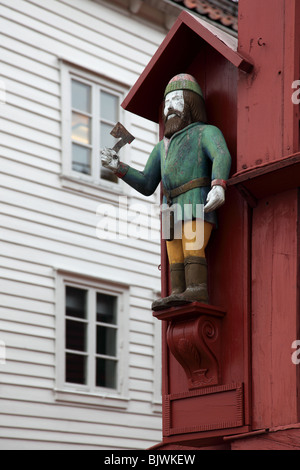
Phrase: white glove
[
  {"left": 204, "top": 185, "right": 225, "bottom": 213},
  {"left": 100, "top": 147, "right": 120, "bottom": 173}
]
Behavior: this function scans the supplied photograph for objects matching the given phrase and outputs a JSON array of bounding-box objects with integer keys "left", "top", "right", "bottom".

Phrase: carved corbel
[{"left": 154, "top": 303, "right": 225, "bottom": 390}]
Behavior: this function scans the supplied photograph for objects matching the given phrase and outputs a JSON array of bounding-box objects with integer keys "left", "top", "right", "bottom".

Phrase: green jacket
[{"left": 118, "top": 122, "right": 231, "bottom": 226}]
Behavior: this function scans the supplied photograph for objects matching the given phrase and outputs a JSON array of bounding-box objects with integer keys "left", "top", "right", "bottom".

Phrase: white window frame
[
  {"left": 55, "top": 270, "right": 130, "bottom": 409},
  {"left": 60, "top": 60, "right": 130, "bottom": 200}
]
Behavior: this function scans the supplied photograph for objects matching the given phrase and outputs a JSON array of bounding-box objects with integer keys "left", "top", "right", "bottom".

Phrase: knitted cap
[{"left": 164, "top": 73, "right": 203, "bottom": 98}]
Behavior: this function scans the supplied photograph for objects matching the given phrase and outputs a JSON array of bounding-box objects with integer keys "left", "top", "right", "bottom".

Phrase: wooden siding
[{"left": 0, "top": 0, "right": 164, "bottom": 449}]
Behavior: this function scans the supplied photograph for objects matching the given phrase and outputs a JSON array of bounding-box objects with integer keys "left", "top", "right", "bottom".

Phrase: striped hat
[{"left": 164, "top": 73, "right": 203, "bottom": 98}]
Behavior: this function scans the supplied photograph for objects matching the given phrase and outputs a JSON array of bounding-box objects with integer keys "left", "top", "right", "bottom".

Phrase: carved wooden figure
[{"left": 101, "top": 74, "right": 231, "bottom": 311}]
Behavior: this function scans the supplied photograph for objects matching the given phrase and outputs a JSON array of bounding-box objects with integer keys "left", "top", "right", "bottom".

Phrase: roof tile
[{"left": 170, "top": 0, "right": 238, "bottom": 32}]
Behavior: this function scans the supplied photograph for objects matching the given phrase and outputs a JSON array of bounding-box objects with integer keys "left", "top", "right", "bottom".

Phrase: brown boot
[
  {"left": 152, "top": 263, "right": 187, "bottom": 311},
  {"left": 181, "top": 256, "right": 209, "bottom": 304}
]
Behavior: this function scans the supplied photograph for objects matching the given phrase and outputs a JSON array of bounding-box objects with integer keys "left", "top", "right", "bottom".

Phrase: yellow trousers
[{"left": 166, "top": 220, "right": 213, "bottom": 264}]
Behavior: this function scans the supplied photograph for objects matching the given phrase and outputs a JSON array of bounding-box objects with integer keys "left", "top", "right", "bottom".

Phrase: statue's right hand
[{"left": 100, "top": 147, "right": 120, "bottom": 173}]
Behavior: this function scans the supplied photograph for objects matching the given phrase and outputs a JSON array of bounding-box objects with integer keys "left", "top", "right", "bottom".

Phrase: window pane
[
  {"left": 72, "top": 112, "right": 91, "bottom": 145},
  {"left": 100, "top": 91, "right": 118, "bottom": 122},
  {"left": 66, "top": 352, "right": 87, "bottom": 384},
  {"left": 97, "top": 326, "right": 117, "bottom": 356},
  {"left": 72, "top": 143, "right": 91, "bottom": 174},
  {"left": 72, "top": 80, "right": 91, "bottom": 113},
  {"left": 66, "top": 286, "right": 87, "bottom": 319},
  {"left": 96, "top": 358, "right": 117, "bottom": 388},
  {"left": 96, "top": 293, "right": 117, "bottom": 324},
  {"left": 66, "top": 319, "right": 87, "bottom": 352},
  {"left": 100, "top": 122, "right": 116, "bottom": 149}
]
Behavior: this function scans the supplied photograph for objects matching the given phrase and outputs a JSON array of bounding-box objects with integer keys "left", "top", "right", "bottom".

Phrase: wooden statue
[{"left": 101, "top": 74, "right": 231, "bottom": 311}]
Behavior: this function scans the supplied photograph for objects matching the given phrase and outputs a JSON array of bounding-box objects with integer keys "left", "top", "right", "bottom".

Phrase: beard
[{"left": 164, "top": 105, "right": 192, "bottom": 139}]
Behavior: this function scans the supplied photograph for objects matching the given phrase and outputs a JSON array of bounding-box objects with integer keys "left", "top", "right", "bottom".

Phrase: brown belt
[{"left": 163, "top": 177, "right": 210, "bottom": 206}]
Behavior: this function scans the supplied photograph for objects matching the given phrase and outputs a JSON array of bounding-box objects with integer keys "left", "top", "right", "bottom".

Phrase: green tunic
[{"left": 119, "top": 122, "right": 231, "bottom": 226}]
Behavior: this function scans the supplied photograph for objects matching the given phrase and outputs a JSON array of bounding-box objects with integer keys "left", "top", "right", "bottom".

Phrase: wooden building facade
[{"left": 123, "top": 0, "right": 300, "bottom": 450}]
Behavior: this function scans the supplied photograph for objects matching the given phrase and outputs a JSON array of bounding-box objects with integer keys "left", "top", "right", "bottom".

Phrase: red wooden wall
[
  {"left": 237, "top": 0, "right": 300, "bottom": 169},
  {"left": 157, "top": 0, "right": 300, "bottom": 448},
  {"left": 123, "top": 0, "right": 300, "bottom": 449},
  {"left": 234, "top": 0, "right": 300, "bottom": 436}
]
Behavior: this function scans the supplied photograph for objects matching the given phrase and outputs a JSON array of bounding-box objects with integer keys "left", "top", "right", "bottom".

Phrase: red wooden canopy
[{"left": 122, "top": 10, "right": 252, "bottom": 124}]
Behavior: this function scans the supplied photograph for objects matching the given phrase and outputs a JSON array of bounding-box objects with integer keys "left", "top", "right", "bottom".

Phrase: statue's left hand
[{"left": 204, "top": 185, "right": 225, "bottom": 213}]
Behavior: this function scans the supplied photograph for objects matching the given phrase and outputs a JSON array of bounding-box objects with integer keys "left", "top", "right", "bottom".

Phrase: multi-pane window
[
  {"left": 65, "top": 285, "right": 119, "bottom": 390},
  {"left": 69, "top": 75, "right": 123, "bottom": 184}
]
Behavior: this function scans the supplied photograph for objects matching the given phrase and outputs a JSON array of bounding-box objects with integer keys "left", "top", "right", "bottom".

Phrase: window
[
  {"left": 61, "top": 62, "right": 128, "bottom": 189},
  {"left": 65, "top": 286, "right": 118, "bottom": 389},
  {"left": 55, "top": 272, "right": 129, "bottom": 406}
]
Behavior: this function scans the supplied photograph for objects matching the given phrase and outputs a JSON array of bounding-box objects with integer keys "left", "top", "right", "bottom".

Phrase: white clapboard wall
[{"left": 0, "top": 0, "right": 165, "bottom": 449}]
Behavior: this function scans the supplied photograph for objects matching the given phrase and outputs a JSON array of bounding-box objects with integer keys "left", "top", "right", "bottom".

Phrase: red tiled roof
[{"left": 169, "top": 0, "right": 238, "bottom": 32}]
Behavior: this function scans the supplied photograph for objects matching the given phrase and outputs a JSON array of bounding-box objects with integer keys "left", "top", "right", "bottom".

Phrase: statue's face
[
  {"left": 163, "top": 90, "right": 192, "bottom": 138},
  {"left": 164, "top": 90, "right": 184, "bottom": 119}
]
